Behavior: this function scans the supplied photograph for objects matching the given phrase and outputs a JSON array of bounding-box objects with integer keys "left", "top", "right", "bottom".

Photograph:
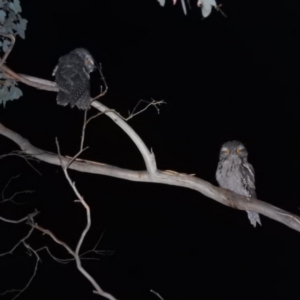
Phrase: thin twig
[
  {"left": 150, "top": 289, "right": 165, "bottom": 300},
  {"left": 34, "top": 246, "right": 72, "bottom": 264},
  {"left": 27, "top": 201, "right": 116, "bottom": 300},
  {"left": 80, "top": 230, "right": 115, "bottom": 258},
  {"left": 23, "top": 139, "right": 117, "bottom": 300},
  {"left": 27, "top": 221, "right": 75, "bottom": 255},
  {"left": 0, "top": 150, "right": 42, "bottom": 175},
  {"left": 126, "top": 99, "right": 166, "bottom": 121},
  {"left": 80, "top": 110, "right": 105, "bottom": 151},
  {"left": 1, "top": 174, "right": 34, "bottom": 204},
  {"left": 80, "top": 109, "right": 88, "bottom": 151},
  {"left": 56, "top": 141, "right": 91, "bottom": 256},
  {"left": 0, "top": 227, "right": 34, "bottom": 257},
  {"left": 5, "top": 243, "right": 41, "bottom": 300},
  {"left": 0, "top": 210, "right": 39, "bottom": 225},
  {"left": 92, "top": 62, "right": 108, "bottom": 101},
  {"left": 55, "top": 137, "right": 88, "bottom": 170},
  {"left": 180, "top": 0, "right": 187, "bottom": 14}
]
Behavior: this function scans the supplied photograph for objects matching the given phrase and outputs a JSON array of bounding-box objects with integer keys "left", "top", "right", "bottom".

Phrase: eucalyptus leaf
[
  {"left": 0, "top": 86, "right": 10, "bottom": 104},
  {"left": 4, "top": 78, "right": 13, "bottom": 87},
  {"left": 8, "top": 0, "right": 21, "bottom": 14},
  {"left": 157, "top": 0, "right": 166, "bottom": 6},
  {"left": 2, "top": 38, "right": 10, "bottom": 52},
  {"left": 200, "top": 0, "right": 217, "bottom": 17},
  {"left": 8, "top": 10, "right": 16, "bottom": 20},
  {"left": 0, "top": 25, "right": 6, "bottom": 33},
  {"left": 9, "top": 85, "right": 23, "bottom": 99},
  {"left": 0, "top": 71, "right": 7, "bottom": 79},
  {"left": 16, "top": 18, "right": 27, "bottom": 38},
  {"left": 0, "top": 9, "right": 6, "bottom": 24}
]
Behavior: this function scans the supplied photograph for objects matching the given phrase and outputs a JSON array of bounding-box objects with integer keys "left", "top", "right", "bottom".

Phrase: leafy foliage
[
  {"left": 0, "top": 0, "right": 28, "bottom": 41},
  {"left": 198, "top": 0, "right": 217, "bottom": 17},
  {"left": 157, "top": 0, "right": 166, "bottom": 6},
  {"left": 157, "top": 0, "right": 218, "bottom": 18},
  {"left": 0, "top": 72, "right": 22, "bottom": 107},
  {"left": 0, "top": 0, "right": 27, "bottom": 106}
]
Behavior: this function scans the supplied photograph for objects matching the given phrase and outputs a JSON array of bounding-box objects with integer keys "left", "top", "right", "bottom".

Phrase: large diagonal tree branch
[{"left": 1, "top": 65, "right": 300, "bottom": 232}]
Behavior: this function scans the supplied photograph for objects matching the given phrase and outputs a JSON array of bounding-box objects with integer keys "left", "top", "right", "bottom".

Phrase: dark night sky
[{"left": 1, "top": 0, "right": 300, "bottom": 299}]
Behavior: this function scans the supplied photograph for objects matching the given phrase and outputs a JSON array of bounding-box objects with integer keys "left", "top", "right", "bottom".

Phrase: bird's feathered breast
[{"left": 216, "top": 157, "right": 256, "bottom": 198}]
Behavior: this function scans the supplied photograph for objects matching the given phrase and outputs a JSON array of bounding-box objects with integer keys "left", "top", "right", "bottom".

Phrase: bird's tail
[
  {"left": 246, "top": 211, "right": 261, "bottom": 227},
  {"left": 57, "top": 91, "right": 71, "bottom": 107},
  {"left": 74, "top": 91, "right": 91, "bottom": 110}
]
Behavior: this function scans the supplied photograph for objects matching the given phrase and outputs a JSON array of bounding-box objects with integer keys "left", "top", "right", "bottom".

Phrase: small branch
[
  {"left": 1, "top": 174, "right": 34, "bottom": 204},
  {"left": 0, "top": 226, "right": 34, "bottom": 257},
  {"left": 8, "top": 243, "right": 40, "bottom": 300},
  {"left": 0, "top": 69, "right": 157, "bottom": 173},
  {"left": 80, "top": 230, "right": 114, "bottom": 258},
  {"left": 55, "top": 140, "right": 90, "bottom": 256},
  {"left": 80, "top": 110, "right": 105, "bottom": 151},
  {"left": 80, "top": 109, "right": 88, "bottom": 151},
  {"left": 0, "top": 150, "right": 42, "bottom": 175},
  {"left": 1, "top": 243, "right": 41, "bottom": 300},
  {"left": 66, "top": 146, "right": 89, "bottom": 170},
  {"left": 27, "top": 221, "right": 75, "bottom": 256},
  {"left": 126, "top": 99, "right": 166, "bottom": 121},
  {"left": 92, "top": 62, "right": 108, "bottom": 101},
  {"left": 27, "top": 208, "right": 116, "bottom": 300},
  {"left": 23, "top": 141, "right": 117, "bottom": 300},
  {"left": 0, "top": 210, "right": 39, "bottom": 225},
  {"left": 180, "top": 0, "right": 187, "bottom": 14},
  {"left": 150, "top": 289, "right": 165, "bottom": 300},
  {"left": 33, "top": 246, "right": 72, "bottom": 264},
  {"left": 92, "top": 101, "right": 157, "bottom": 174}
]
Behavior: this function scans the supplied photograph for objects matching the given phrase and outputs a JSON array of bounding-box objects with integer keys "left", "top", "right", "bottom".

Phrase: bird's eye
[
  {"left": 86, "top": 59, "right": 93, "bottom": 65},
  {"left": 221, "top": 148, "right": 230, "bottom": 154},
  {"left": 236, "top": 148, "right": 244, "bottom": 153}
]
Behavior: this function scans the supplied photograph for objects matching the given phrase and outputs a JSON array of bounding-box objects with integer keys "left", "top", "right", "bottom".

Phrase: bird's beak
[
  {"left": 86, "top": 58, "right": 96, "bottom": 71},
  {"left": 90, "top": 59, "right": 96, "bottom": 70}
]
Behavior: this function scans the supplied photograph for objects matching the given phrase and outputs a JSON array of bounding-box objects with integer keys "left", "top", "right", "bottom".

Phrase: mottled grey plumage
[
  {"left": 216, "top": 141, "right": 261, "bottom": 227},
  {"left": 53, "top": 48, "right": 95, "bottom": 109}
]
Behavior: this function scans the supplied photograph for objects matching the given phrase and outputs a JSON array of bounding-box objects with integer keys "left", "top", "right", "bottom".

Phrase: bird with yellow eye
[
  {"left": 53, "top": 48, "right": 96, "bottom": 110},
  {"left": 216, "top": 141, "right": 261, "bottom": 227}
]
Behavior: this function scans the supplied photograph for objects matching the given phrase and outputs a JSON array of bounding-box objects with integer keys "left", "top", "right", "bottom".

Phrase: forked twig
[
  {"left": 26, "top": 139, "right": 117, "bottom": 300},
  {"left": 0, "top": 227, "right": 34, "bottom": 257},
  {"left": 126, "top": 99, "right": 166, "bottom": 121},
  {"left": 0, "top": 150, "right": 42, "bottom": 176},
  {"left": 0, "top": 210, "right": 39, "bottom": 225},
  {"left": 1, "top": 243, "right": 41, "bottom": 300},
  {"left": 80, "top": 110, "right": 105, "bottom": 151},
  {"left": 80, "top": 99, "right": 163, "bottom": 151},
  {"left": 1, "top": 174, "right": 35, "bottom": 204},
  {"left": 92, "top": 62, "right": 108, "bottom": 101}
]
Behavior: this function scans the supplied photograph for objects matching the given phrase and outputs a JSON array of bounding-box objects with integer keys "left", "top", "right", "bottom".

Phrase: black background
[{"left": 1, "top": 0, "right": 300, "bottom": 299}]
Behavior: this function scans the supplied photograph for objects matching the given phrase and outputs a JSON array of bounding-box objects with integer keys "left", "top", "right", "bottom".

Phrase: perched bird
[
  {"left": 52, "top": 48, "right": 95, "bottom": 109},
  {"left": 216, "top": 141, "right": 261, "bottom": 227}
]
